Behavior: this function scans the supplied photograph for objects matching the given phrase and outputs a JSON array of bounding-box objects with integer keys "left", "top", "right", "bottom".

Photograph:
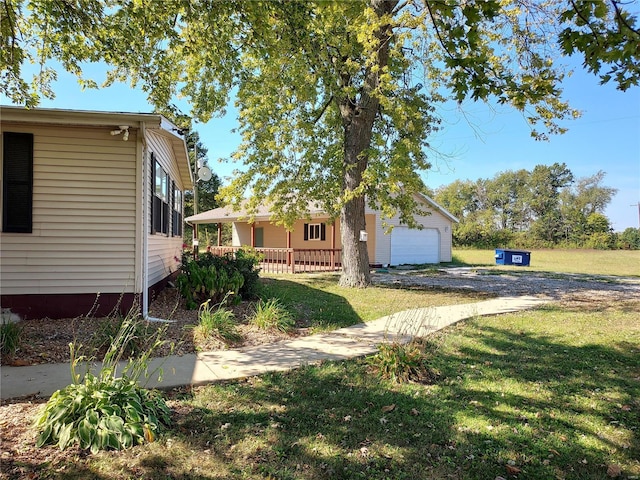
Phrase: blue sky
[{"left": 11, "top": 59, "right": 640, "bottom": 231}]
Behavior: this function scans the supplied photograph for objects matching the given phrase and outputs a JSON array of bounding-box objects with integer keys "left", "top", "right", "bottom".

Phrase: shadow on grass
[
  {"left": 259, "top": 275, "right": 493, "bottom": 332},
  {"left": 260, "top": 277, "right": 362, "bottom": 330},
  {"left": 15, "top": 298, "right": 639, "bottom": 480},
  {"left": 38, "top": 319, "right": 639, "bottom": 480}
]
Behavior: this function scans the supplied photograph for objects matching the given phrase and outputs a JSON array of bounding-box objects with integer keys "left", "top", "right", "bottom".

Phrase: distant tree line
[{"left": 433, "top": 163, "right": 639, "bottom": 250}]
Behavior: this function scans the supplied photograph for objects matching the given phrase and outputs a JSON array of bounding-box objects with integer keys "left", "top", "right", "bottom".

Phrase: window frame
[
  {"left": 172, "top": 181, "right": 183, "bottom": 237},
  {"left": 151, "top": 154, "right": 170, "bottom": 235},
  {"left": 304, "top": 222, "right": 326, "bottom": 241}
]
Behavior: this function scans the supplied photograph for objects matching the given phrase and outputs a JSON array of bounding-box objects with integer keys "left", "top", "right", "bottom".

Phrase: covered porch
[{"left": 186, "top": 204, "right": 347, "bottom": 274}]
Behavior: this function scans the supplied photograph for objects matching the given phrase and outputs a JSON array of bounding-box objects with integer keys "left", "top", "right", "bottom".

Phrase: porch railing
[{"left": 205, "top": 246, "right": 342, "bottom": 274}]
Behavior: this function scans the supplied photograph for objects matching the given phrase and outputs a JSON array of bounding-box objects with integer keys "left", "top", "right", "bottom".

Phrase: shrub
[
  {"left": 368, "top": 341, "right": 435, "bottom": 384},
  {"left": 618, "top": 227, "right": 640, "bottom": 250},
  {"left": 233, "top": 248, "right": 262, "bottom": 299},
  {"left": 250, "top": 298, "right": 295, "bottom": 333},
  {"left": 0, "top": 320, "right": 22, "bottom": 356},
  {"left": 176, "top": 257, "right": 245, "bottom": 309},
  {"left": 585, "top": 232, "right": 615, "bottom": 250},
  {"left": 34, "top": 310, "right": 172, "bottom": 453},
  {"left": 195, "top": 299, "right": 243, "bottom": 345}
]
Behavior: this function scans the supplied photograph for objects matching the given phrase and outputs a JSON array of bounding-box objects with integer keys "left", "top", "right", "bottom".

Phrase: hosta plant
[
  {"left": 34, "top": 310, "right": 172, "bottom": 452},
  {"left": 34, "top": 374, "right": 170, "bottom": 453}
]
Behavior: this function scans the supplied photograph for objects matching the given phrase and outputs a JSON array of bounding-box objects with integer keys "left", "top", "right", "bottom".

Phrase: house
[
  {"left": 0, "top": 106, "right": 193, "bottom": 319},
  {"left": 185, "top": 194, "right": 458, "bottom": 271}
]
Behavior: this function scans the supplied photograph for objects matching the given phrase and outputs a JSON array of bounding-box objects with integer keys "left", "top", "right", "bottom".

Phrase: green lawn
[
  {"left": 259, "top": 273, "right": 491, "bottom": 332},
  {"left": 18, "top": 250, "right": 640, "bottom": 479},
  {"left": 35, "top": 294, "right": 639, "bottom": 479},
  {"left": 451, "top": 248, "right": 640, "bottom": 277}
]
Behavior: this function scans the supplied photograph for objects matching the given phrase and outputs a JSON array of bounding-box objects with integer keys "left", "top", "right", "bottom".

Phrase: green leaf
[
  {"left": 35, "top": 424, "right": 52, "bottom": 448},
  {"left": 58, "top": 423, "right": 73, "bottom": 450},
  {"left": 77, "top": 419, "right": 93, "bottom": 448}
]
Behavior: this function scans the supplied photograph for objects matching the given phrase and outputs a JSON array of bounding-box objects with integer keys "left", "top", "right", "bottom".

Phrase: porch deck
[{"left": 207, "top": 246, "right": 343, "bottom": 274}]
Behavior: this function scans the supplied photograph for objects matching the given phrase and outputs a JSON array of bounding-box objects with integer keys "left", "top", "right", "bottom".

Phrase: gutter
[{"left": 140, "top": 122, "right": 150, "bottom": 319}]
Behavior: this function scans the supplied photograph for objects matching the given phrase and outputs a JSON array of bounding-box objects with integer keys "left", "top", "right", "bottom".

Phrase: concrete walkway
[{"left": 0, "top": 296, "right": 546, "bottom": 400}]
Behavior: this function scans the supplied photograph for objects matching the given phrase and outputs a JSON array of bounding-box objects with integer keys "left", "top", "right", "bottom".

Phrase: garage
[{"left": 390, "top": 227, "right": 440, "bottom": 265}]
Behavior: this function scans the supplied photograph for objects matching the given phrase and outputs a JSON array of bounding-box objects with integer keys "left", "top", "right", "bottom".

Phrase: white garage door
[{"left": 390, "top": 227, "right": 440, "bottom": 265}]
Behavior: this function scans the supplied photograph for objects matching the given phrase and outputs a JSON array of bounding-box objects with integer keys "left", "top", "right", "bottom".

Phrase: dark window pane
[{"left": 2, "top": 132, "right": 33, "bottom": 233}]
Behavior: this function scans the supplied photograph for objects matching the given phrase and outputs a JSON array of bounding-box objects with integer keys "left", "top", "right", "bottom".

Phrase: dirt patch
[
  {"left": 373, "top": 268, "right": 640, "bottom": 302},
  {"left": 2, "top": 287, "right": 293, "bottom": 367}
]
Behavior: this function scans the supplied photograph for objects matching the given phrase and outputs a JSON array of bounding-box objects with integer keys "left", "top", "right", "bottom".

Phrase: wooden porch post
[
  {"left": 287, "top": 230, "right": 293, "bottom": 273},
  {"left": 251, "top": 223, "right": 255, "bottom": 247},
  {"left": 217, "top": 223, "right": 222, "bottom": 246},
  {"left": 331, "top": 223, "right": 336, "bottom": 269}
]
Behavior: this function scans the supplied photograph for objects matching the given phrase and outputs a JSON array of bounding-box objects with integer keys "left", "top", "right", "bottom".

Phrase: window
[
  {"left": 172, "top": 181, "right": 183, "bottom": 236},
  {"left": 151, "top": 154, "right": 170, "bottom": 235},
  {"left": 2, "top": 132, "right": 33, "bottom": 233},
  {"left": 304, "top": 223, "right": 326, "bottom": 241}
]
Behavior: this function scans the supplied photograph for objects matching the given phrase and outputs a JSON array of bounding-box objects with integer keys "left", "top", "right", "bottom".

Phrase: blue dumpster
[{"left": 495, "top": 249, "right": 531, "bottom": 266}]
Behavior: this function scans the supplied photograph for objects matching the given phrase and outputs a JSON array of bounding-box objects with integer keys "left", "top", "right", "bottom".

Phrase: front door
[{"left": 254, "top": 227, "right": 264, "bottom": 247}]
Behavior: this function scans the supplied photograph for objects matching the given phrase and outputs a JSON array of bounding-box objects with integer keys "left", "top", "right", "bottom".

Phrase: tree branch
[
  {"left": 568, "top": 0, "right": 602, "bottom": 47},
  {"left": 610, "top": 0, "right": 640, "bottom": 35},
  {"left": 313, "top": 95, "right": 333, "bottom": 124}
]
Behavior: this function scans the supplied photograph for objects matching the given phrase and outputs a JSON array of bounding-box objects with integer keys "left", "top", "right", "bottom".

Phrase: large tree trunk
[
  {"left": 339, "top": 120, "right": 372, "bottom": 287},
  {"left": 338, "top": 0, "right": 396, "bottom": 287}
]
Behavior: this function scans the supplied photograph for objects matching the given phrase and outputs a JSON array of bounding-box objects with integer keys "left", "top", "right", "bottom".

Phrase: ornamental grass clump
[
  {"left": 195, "top": 298, "right": 243, "bottom": 345},
  {"left": 0, "top": 319, "right": 22, "bottom": 356},
  {"left": 368, "top": 341, "right": 438, "bottom": 384},
  {"left": 34, "top": 308, "right": 172, "bottom": 453},
  {"left": 250, "top": 298, "right": 295, "bottom": 333}
]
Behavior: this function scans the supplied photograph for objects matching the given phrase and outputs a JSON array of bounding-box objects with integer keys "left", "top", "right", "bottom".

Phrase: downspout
[{"left": 140, "top": 122, "right": 149, "bottom": 319}]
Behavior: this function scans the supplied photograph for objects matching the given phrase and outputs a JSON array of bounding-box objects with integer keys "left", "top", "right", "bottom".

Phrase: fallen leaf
[
  {"left": 495, "top": 477, "right": 507, "bottom": 480},
  {"left": 143, "top": 425, "right": 155, "bottom": 443},
  {"left": 360, "top": 446, "right": 369, "bottom": 457},
  {"left": 381, "top": 404, "right": 396, "bottom": 413},
  {"left": 621, "top": 405, "right": 631, "bottom": 412},
  {"left": 505, "top": 464, "right": 521, "bottom": 475},
  {"left": 410, "top": 408, "right": 420, "bottom": 416},
  {"left": 607, "top": 464, "right": 622, "bottom": 477},
  {"left": 9, "top": 359, "right": 31, "bottom": 367},
  {"left": 548, "top": 449, "right": 560, "bottom": 456}
]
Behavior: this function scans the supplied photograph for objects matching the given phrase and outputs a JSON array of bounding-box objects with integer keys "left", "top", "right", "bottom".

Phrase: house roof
[
  {"left": 0, "top": 105, "right": 193, "bottom": 188},
  {"left": 415, "top": 193, "right": 459, "bottom": 223},
  {"left": 186, "top": 194, "right": 458, "bottom": 224},
  {"left": 186, "top": 201, "right": 327, "bottom": 224}
]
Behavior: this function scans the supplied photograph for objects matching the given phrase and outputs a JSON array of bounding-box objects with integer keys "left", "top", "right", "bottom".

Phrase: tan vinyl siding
[
  {"left": 0, "top": 124, "right": 138, "bottom": 295},
  {"left": 145, "top": 130, "right": 184, "bottom": 287},
  {"left": 147, "top": 236, "right": 183, "bottom": 285}
]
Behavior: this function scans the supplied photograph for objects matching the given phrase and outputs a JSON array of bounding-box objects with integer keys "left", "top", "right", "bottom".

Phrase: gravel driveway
[{"left": 372, "top": 267, "right": 640, "bottom": 302}]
